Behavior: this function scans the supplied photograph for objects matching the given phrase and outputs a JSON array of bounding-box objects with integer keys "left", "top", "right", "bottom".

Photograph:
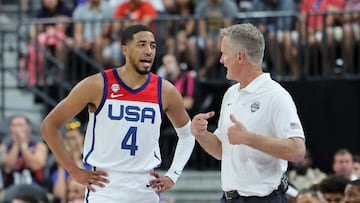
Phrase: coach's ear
[{"left": 237, "top": 50, "right": 246, "bottom": 63}]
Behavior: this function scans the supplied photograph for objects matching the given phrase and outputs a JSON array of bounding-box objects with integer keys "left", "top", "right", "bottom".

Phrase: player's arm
[
  {"left": 162, "top": 80, "right": 195, "bottom": 183},
  {"left": 41, "top": 74, "right": 108, "bottom": 191}
]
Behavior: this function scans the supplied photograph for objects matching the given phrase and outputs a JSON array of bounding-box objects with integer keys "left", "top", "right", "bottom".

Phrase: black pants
[{"left": 221, "top": 190, "right": 288, "bottom": 203}]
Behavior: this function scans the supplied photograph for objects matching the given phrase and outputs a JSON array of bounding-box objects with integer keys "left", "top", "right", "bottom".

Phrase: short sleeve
[{"left": 271, "top": 92, "right": 305, "bottom": 139}]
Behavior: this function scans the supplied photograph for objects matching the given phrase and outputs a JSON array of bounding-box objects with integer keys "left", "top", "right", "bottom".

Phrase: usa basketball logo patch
[
  {"left": 111, "top": 84, "right": 120, "bottom": 93},
  {"left": 250, "top": 101, "right": 260, "bottom": 112}
]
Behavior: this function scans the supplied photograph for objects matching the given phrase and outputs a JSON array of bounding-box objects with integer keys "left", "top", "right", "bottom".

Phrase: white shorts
[{"left": 85, "top": 168, "right": 160, "bottom": 203}]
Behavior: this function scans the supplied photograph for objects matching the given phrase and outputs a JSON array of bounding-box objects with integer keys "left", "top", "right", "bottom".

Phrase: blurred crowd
[
  {"left": 17, "top": 0, "right": 360, "bottom": 86},
  {"left": 0, "top": 115, "right": 88, "bottom": 203},
  {"left": 286, "top": 148, "right": 360, "bottom": 203}
]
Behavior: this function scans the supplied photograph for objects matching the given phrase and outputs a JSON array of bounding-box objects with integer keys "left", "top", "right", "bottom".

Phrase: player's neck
[{"left": 117, "top": 67, "right": 149, "bottom": 89}]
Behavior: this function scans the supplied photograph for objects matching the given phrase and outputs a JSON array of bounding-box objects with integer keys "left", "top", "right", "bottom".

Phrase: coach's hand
[
  {"left": 71, "top": 168, "right": 109, "bottom": 192},
  {"left": 148, "top": 171, "right": 174, "bottom": 194},
  {"left": 191, "top": 111, "right": 215, "bottom": 137},
  {"left": 228, "top": 114, "right": 250, "bottom": 145}
]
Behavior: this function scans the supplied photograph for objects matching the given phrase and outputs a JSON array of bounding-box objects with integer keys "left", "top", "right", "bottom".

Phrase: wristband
[{"left": 165, "top": 120, "right": 195, "bottom": 183}]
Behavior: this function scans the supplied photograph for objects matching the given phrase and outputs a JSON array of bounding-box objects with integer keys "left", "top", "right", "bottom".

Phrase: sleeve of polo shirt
[
  {"left": 271, "top": 92, "right": 305, "bottom": 139},
  {"left": 213, "top": 99, "right": 226, "bottom": 141}
]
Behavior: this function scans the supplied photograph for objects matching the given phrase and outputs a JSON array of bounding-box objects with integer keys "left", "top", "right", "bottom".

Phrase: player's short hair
[{"left": 121, "top": 24, "right": 153, "bottom": 45}]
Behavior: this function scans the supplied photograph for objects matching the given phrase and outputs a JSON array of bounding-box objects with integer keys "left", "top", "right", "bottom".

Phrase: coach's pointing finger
[{"left": 191, "top": 111, "right": 215, "bottom": 136}]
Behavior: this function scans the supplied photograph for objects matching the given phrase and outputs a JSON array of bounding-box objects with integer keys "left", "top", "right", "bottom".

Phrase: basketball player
[{"left": 41, "top": 24, "right": 195, "bottom": 203}]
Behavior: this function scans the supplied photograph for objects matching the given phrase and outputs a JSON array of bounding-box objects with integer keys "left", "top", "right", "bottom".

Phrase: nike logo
[
  {"left": 227, "top": 103, "right": 232, "bottom": 106},
  {"left": 110, "top": 93, "right": 124, "bottom": 98},
  {"left": 174, "top": 171, "right": 181, "bottom": 175}
]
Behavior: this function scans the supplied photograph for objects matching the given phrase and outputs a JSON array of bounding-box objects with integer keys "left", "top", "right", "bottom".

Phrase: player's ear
[{"left": 121, "top": 45, "right": 127, "bottom": 55}]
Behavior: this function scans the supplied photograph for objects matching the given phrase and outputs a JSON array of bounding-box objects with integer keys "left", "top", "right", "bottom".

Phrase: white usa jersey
[{"left": 83, "top": 68, "right": 163, "bottom": 172}]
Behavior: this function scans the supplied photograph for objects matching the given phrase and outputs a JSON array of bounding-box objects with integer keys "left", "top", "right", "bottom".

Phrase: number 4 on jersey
[{"left": 121, "top": 126, "right": 138, "bottom": 156}]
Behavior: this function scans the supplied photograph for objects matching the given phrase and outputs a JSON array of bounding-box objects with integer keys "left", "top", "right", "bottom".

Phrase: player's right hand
[{"left": 71, "top": 168, "right": 109, "bottom": 192}]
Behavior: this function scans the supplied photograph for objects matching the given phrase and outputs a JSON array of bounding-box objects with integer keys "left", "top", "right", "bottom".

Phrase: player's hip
[{"left": 85, "top": 169, "right": 159, "bottom": 203}]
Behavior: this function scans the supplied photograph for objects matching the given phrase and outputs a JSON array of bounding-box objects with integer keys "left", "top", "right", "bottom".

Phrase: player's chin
[
  {"left": 141, "top": 64, "right": 152, "bottom": 71},
  {"left": 144, "top": 66, "right": 152, "bottom": 71},
  {"left": 136, "top": 66, "right": 151, "bottom": 75},
  {"left": 143, "top": 67, "right": 152, "bottom": 73}
]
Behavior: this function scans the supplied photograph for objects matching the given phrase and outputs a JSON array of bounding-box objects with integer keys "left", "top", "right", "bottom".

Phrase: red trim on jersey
[{"left": 104, "top": 69, "right": 160, "bottom": 104}]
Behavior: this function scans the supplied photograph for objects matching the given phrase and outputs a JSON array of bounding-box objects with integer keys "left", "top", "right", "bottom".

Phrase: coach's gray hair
[{"left": 220, "top": 23, "right": 265, "bottom": 65}]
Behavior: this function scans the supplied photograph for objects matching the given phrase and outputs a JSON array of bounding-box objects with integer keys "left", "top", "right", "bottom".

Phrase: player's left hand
[{"left": 148, "top": 171, "right": 174, "bottom": 194}]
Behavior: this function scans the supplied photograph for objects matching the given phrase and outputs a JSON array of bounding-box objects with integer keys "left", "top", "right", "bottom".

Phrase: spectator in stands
[
  {"left": 20, "top": 0, "right": 31, "bottom": 17},
  {"left": 35, "top": 0, "right": 73, "bottom": 80},
  {"left": 288, "top": 149, "right": 327, "bottom": 191},
  {"left": 165, "top": 0, "right": 196, "bottom": 70},
  {"left": 0, "top": 144, "right": 5, "bottom": 189},
  {"left": 11, "top": 194, "right": 38, "bottom": 203},
  {"left": 108, "top": 0, "right": 170, "bottom": 14},
  {"left": 296, "top": 189, "right": 325, "bottom": 203},
  {"left": 332, "top": 148, "right": 358, "bottom": 181},
  {"left": 32, "top": 0, "right": 73, "bottom": 51},
  {"left": 73, "top": 0, "right": 88, "bottom": 7},
  {"left": 51, "top": 120, "right": 90, "bottom": 203},
  {"left": 65, "top": 177, "right": 86, "bottom": 203},
  {"left": 344, "top": 179, "right": 360, "bottom": 203},
  {"left": 298, "top": 0, "right": 345, "bottom": 76},
  {"left": 20, "top": 0, "right": 73, "bottom": 86},
  {"left": 319, "top": 175, "right": 349, "bottom": 203},
  {"left": 103, "top": 0, "right": 158, "bottom": 66},
  {"left": 250, "top": 0, "right": 298, "bottom": 78},
  {"left": 194, "top": 0, "right": 238, "bottom": 79},
  {"left": 233, "top": 0, "right": 253, "bottom": 12},
  {"left": 149, "top": 0, "right": 168, "bottom": 14},
  {"left": 4, "top": 183, "right": 49, "bottom": 203},
  {"left": 72, "top": 0, "right": 112, "bottom": 65},
  {"left": 157, "top": 54, "right": 197, "bottom": 116},
  {"left": 342, "top": 0, "right": 360, "bottom": 73},
  {"left": 353, "top": 155, "right": 360, "bottom": 179},
  {"left": 113, "top": 0, "right": 157, "bottom": 33},
  {"left": 1, "top": 115, "right": 48, "bottom": 188}
]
